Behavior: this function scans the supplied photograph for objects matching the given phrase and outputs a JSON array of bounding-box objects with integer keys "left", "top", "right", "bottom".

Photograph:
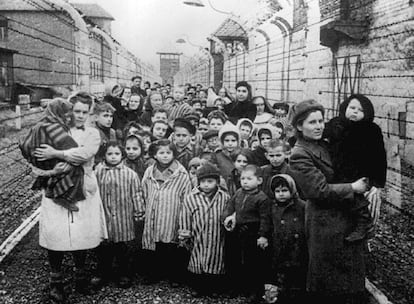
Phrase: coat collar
[
  {"left": 148, "top": 160, "right": 187, "bottom": 181},
  {"left": 295, "top": 137, "right": 332, "bottom": 167}
]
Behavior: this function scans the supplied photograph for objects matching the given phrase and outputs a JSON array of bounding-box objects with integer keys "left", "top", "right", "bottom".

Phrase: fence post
[{"left": 15, "top": 105, "right": 21, "bottom": 130}]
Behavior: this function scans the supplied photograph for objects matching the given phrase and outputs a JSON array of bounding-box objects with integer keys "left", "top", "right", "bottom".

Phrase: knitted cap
[
  {"left": 291, "top": 99, "right": 325, "bottom": 127},
  {"left": 174, "top": 117, "right": 196, "bottom": 135},
  {"left": 218, "top": 121, "right": 240, "bottom": 143},
  {"left": 202, "top": 129, "right": 219, "bottom": 141},
  {"left": 196, "top": 161, "right": 220, "bottom": 180}
]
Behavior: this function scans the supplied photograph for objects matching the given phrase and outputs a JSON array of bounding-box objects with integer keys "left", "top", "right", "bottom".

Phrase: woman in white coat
[{"left": 33, "top": 92, "right": 107, "bottom": 303}]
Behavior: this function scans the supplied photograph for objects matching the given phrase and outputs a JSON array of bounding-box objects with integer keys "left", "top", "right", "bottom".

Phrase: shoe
[
  {"left": 118, "top": 276, "right": 132, "bottom": 289},
  {"left": 49, "top": 272, "right": 66, "bottom": 304}
]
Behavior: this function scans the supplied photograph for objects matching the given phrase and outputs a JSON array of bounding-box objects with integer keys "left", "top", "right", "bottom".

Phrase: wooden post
[{"left": 15, "top": 105, "right": 21, "bottom": 130}]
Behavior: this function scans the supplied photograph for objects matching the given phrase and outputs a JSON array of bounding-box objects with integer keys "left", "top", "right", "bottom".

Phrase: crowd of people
[{"left": 20, "top": 75, "right": 387, "bottom": 304}]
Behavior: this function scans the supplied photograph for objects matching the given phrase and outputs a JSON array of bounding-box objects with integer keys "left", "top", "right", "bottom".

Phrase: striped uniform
[
  {"left": 95, "top": 163, "right": 144, "bottom": 243},
  {"left": 179, "top": 188, "right": 230, "bottom": 274},
  {"left": 141, "top": 160, "right": 192, "bottom": 250},
  {"left": 167, "top": 101, "right": 193, "bottom": 123}
]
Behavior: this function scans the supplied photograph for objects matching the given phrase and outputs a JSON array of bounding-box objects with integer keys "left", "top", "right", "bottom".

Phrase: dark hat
[
  {"left": 202, "top": 129, "right": 219, "bottom": 141},
  {"left": 196, "top": 161, "right": 220, "bottom": 180},
  {"left": 184, "top": 112, "right": 200, "bottom": 122},
  {"left": 173, "top": 117, "right": 196, "bottom": 135},
  {"left": 291, "top": 99, "right": 325, "bottom": 127}
]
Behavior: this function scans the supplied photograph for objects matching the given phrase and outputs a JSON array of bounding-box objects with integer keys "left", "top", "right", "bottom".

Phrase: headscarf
[
  {"left": 339, "top": 94, "right": 374, "bottom": 123},
  {"left": 43, "top": 98, "right": 73, "bottom": 129},
  {"left": 270, "top": 174, "right": 299, "bottom": 199}
]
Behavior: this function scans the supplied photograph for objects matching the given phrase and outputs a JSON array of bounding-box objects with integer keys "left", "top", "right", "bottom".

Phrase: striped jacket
[
  {"left": 141, "top": 160, "right": 192, "bottom": 250},
  {"left": 166, "top": 101, "right": 193, "bottom": 123},
  {"left": 95, "top": 163, "right": 144, "bottom": 242},
  {"left": 179, "top": 187, "right": 230, "bottom": 274}
]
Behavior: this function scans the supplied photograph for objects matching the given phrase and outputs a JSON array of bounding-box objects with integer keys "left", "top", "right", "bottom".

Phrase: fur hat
[
  {"left": 218, "top": 121, "right": 240, "bottom": 143},
  {"left": 173, "top": 117, "right": 196, "bottom": 135},
  {"left": 339, "top": 94, "right": 374, "bottom": 123},
  {"left": 291, "top": 99, "right": 325, "bottom": 127},
  {"left": 202, "top": 129, "right": 219, "bottom": 141},
  {"left": 236, "top": 118, "right": 254, "bottom": 136},
  {"left": 196, "top": 161, "right": 220, "bottom": 180}
]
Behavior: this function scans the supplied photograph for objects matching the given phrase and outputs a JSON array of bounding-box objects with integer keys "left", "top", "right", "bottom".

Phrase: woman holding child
[{"left": 288, "top": 99, "right": 370, "bottom": 304}]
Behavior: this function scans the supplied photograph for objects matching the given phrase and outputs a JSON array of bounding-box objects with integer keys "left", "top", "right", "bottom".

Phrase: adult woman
[
  {"left": 223, "top": 81, "right": 256, "bottom": 124},
  {"left": 252, "top": 96, "right": 275, "bottom": 127},
  {"left": 139, "top": 91, "right": 164, "bottom": 127},
  {"left": 34, "top": 92, "right": 107, "bottom": 303},
  {"left": 288, "top": 99, "right": 369, "bottom": 304}
]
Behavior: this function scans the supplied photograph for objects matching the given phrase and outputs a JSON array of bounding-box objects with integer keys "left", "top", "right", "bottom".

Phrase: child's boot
[
  {"left": 49, "top": 272, "right": 66, "bottom": 304},
  {"left": 74, "top": 268, "right": 90, "bottom": 295}
]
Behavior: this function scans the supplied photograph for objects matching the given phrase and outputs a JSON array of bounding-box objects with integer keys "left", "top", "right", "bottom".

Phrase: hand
[
  {"left": 52, "top": 162, "right": 71, "bottom": 175},
  {"left": 365, "top": 187, "right": 382, "bottom": 206},
  {"left": 351, "top": 177, "right": 369, "bottom": 194},
  {"left": 224, "top": 214, "right": 236, "bottom": 232},
  {"left": 257, "top": 237, "right": 268, "bottom": 249},
  {"left": 134, "top": 212, "right": 145, "bottom": 222},
  {"left": 33, "top": 144, "right": 59, "bottom": 161}
]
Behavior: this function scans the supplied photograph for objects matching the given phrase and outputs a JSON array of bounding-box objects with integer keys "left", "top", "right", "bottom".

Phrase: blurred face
[
  {"left": 153, "top": 122, "right": 168, "bottom": 139},
  {"left": 297, "top": 111, "right": 324, "bottom": 140},
  {"left": 218, "top": 88, "right": 226, "bottom": 98},
  {"left": 133, "top": 78, "right": 141, "bottom": 87},
  {"left": 234, "top": 154, "right": 248, "bottom": 172},
  {"left": 161, "top": 89, "right": 168, "bottom": 98},
  {"left": 105, "top": 146, "right": 122, "bottom": 166},
  {"left": 199, "top": 91, "right": 207, "bottom": 99},
  {"left": 150, "top": 93, "right": 163, "bottom": 110},
  {"left": 253, "top": 97, "right": 265, "bottom": 115},
  {"left": 174, "top": 127, "right": 191, "bottom": 148},
  {"left": 95, "top": 111, "right": 113, "bottom": 128},
  {"left": 222, "top": 134, "right": 238, "bottom": 153},
  {"left": 274, "top": 127, "right": 283, "bottom": 139},
  {"left": 174, "top": 87, "right": 185, "bottom": 102},
  {"left": 152, "top": 112, "right": 167, "bottom": 123},
  {"left": 251, "top": 140, "right": 259, "bottom": 150},
  {"left": 128, "top": 95, "right": 141, "bottom": 110},
  {"left": 274, "top": 185, "right": 292, "bottom": 203},
  {"left": 193, "top": 102, "right": 202, "bottom": 110},
  {"left": 125, "top": 138, "right": 141, "bottom": 160},
  {"left": 72, "top": 102, "right": 90, "bottom": 128},
  {"left": 214, "top": 99, "right": 224, "bottom": 110},
  {"left": 240, "top": 170, "right": 262, "bottom": 191},
  {"left": 146, "top": 88, "right": 152, "bottom": 96},
  {"left": 236, "top": 86, "right": 248, "bottom": 102},
  {"left": 209, "top": 118, "right": 224, "bottom": 131},
  {"left": 154, "top": 146, "right": 174, "bottom": 165},
  {"left": 142, "top": 135, "right": 151, "bottom": 152},
  {"left": 266, "top": 147, "right": 286, "bottom": 167},
  {"left": 285, "top": 148, "right": 292, "bottom": 161},
  {"left": 207, "top": 136, "right": 220, "bottom": 150},
  {"left": 259, "top": 133, "right": 272, "bottom": 148},
  {"left": 239, "top": 125, "right": 252, "bottom": 140},
  {"left": 127, "top": 126, "right": 140, "bottom": 137},
  {"left": 198, "top": 123, "right": 209, "bottom": 135},
  {"left": 345, "top": 98, "right": 364, "bottom": 122},
  {"left": 189, "top": 162, "right": 201, "bottom": 175},
  {"left": 122, "top": 88, "right": 131, "bottom": 100},
  {"left": 199, "top": 177, "right": 218, "bottom": 195}
]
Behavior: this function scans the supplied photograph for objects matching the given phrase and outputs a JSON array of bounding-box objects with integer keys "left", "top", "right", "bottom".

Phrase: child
[
  {"left": 198, "top": 118, "right": 209, "bottom": 136},
  {"left": 179, "top": 161, "right": 230, "bottom": 297},
  {"left": 324, "top": 94, "right": 387, "bottom": 242},
  {"left": 141, "top": 139, "right": 192, "bottom": 284},
  {"left": 223, "top": 165, "right": 271, "bottom": 303},
  {"left": 167, "top": 85, "right": 193, "bottom": 124},
  {"left": 226, "top": 148, "right": 251, "bottom": 197},
  {"left": 93, "top": 141, "right": 144, "bottom": 289},
  {"left": 237, "top": 118, "right": 254, "bottom": 148},
  {"left": 215, "top": 122, "right": 240, "bottom": 182},
  {"left": 93, "top": 102, "right": 117, "bottom": 166},
  {"left": 261, "top": 139, "right": 289, "bottom": 199},
  {"left": 123, "top": 121, "right": 142, "bottom": 138},
  {"left": 251, "top": 125, "right": 272, "bottom": 167},
  {"left": 202, "top": 130, "right": 220, "bottom": 153},
  {"left": 137, "top": 130, "right": 153, "bottom": 162},
  {"left": 151, "top": 120, "right": 169, "bottom": 140},
  {"left": 274, "top": 122, "right": 285, "bottom": 139},
  {"left": 207, "top": 110, "right": 227, "bottom": 131},
  {"left": 123, "top": 134, "right": 146, "bottom": 180},
  {"left": 152, "top": 108, "right": 168, "bottom": 124},
  {"left": 188, "top": 157, "right": 202, "bottom": 188},
  {"left": 269, "top": 174, "right": 307, "bottom": 303},
  {"left": 173, "top": 117, "right": 197, "bottom": 170}
]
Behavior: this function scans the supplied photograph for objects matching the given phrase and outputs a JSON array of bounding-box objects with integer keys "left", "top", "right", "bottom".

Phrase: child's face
[
  {"left": 193, "top": 103, "right": 202, "bottom": 110},
  {"left": 198, "top": 123, "right": 209, "bottom": 135},
  {"left": 266, "top": 147, "right": 286, "bottom": 167},
  {"left": 222, "top": 134, "right": 238, "bottom": 153},
  {"left": 199, "top": 177, "right": 218, "bottom": 195},
  {"left": 239, "top": 125, "right": 252, "bottom": 140},
  {"left": 154, "top": 146, "right": 174, "bottom": 165},
  {"left": 207, "top": 136, "right": 220, "bottom": 150},
  {"left": 274, "top": 185, "right": 292, "bottom": 203},
  {"left": 274, "top": 127, "right": 283, "bottom": 139},
  {"left": 234, "top": 154, "right": 248, "bottom": 172},
  {"left": 285, "top": 148, "right": 291, "bottom": 160},
  {"left": 95, "top": 111, "right": 113, "bottom": 128},
  {"left": 218, "top": 88, "right": 226, "bottom": 98},
  {"left": 128, "top": 96, "right": 141, "bottom": 110},
  {"left": 150, "top": 94, "right": 163, "bottom": 110},
  {"left": 173, "top": 87, "right": 185, "bottom": 102},
  {"left": 189, "top": 163, "right": 201, "bottom": 175},
  {"left": 174, "top": 127, "right": 191, "bottom": 148},
  {"left": 152, "top": 122, "right": 168, "bottom": 140},
  {"left": 260, "top": 133, "right": 272, "bottom": 148},
  {"left": 105, "top": 146, "right": 122, "bottom": 166},
  {"left": 199, "top": 91, "right": 207, "bottom": 100},
  {"left": 345, "top": 98, "right": 364, "bottom": 122},
  {"left": 209, "top": 118, "right": 224, "bottom": 131},
  {"left": 127, "top": 126, "right": 140, "bottom": 137},
  {"left": 122, "top": 88, "right": 131, "bottom": 100},
  {"left": 125, "top": 138, "right": 141, "bottom": 160},
  {"left": 152, "top": 112, "right": 168, "bottom": 123},
  {"left": 275, "top": 108, "right": 287, "bottom": 116},
  {"left": 240, "top": 170, "right": 262, "bottom": 191},
  {"left": 251, "top": 140, "right": 259, "bottom": 150}
]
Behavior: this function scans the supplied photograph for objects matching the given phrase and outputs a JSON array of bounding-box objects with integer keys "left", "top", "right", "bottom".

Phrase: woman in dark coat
[
  {"left": 288, "top": 99, "right": 370, "bottom": 304},
  {"left": 223, "top": 81, "right": 256, "bottom": 124}
]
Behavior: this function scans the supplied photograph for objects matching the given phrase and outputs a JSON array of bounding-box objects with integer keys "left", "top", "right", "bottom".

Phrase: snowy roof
[{"left": 71, "top": 3, "right": 114, "bottom": 20}]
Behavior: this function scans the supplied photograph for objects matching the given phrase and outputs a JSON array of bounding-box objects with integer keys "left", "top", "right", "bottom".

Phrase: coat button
[
  {"left": 281, "top": 220, "right": 285, "bottom": 225},
  {"left": 294, "top": 234, "right": 299, "bottom": 238}
]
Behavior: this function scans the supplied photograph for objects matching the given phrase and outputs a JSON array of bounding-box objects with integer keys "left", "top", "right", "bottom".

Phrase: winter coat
[
  {"left": 289, "top": 137, "right": 366, "bottom": 295},
  {"left": 224, "top": 100, "right": 256, "bottom": 125},
  {"left": 215, "top": 150, "right": 235, "bottom": 182},
  {"left": 250, "top": 145, "right": 270, "bottom": 167}
]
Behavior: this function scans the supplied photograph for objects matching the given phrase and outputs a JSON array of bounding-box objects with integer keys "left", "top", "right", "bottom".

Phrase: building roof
[
  {"left": 71, "top": 3, "right": 114, "bottom": 20},
  {"left": 0, "top": 0, "right": 57, "bottom": 11},
  {"left": 0, "top": 47, "right": 18, "bottom": 54},
  {"left": 213, "top": 18, "right": 247, "bottom": 40}
]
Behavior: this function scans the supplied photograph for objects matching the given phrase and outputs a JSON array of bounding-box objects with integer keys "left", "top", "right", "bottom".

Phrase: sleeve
[
  {"left": 258, "top": 196, "right": 272, "bottom": 238},
  {"left": 370, "top": 125, "right": 387, "bottom": 188},
  {"left": 140, "top": 167, "right": 151, "bottom": 212},
  {"left": 289, "top": 149, "right": 354, "bottom": 208},
  {"left": 131, "top": 172, "right": 145, "bottom": 216},
  {"left": 178, "top": 195, "right": 193, "bottom": 238},
  {"left": 180, "top": 173, "right": 193, "bottom": 204},
  {"left": 63, "top": 128, "right": 100, "bottom": 165}
]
